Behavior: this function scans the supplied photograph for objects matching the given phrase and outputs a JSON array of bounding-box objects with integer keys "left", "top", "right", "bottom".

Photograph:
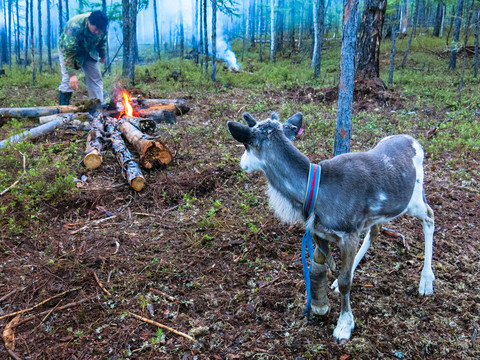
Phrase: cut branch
[
  {"left": 128, "top": 311, "right": 195, "bottom": 341},
  {"left": 117, "top": 119, "right": 173, "bottom": 168},
  {"left": 137, "top": 108, "right": 177, "bottom": 124},
  {"left": 83, "top": 115, "right": 105, "bottom": 169},
  {"left": 105, "top": 120, "right": 146, "bottom": 191},
  {"left": 135, "top": 98, "right": 190, "bottom": 115},
  {"left": 120, "top": 116, "right": 157, "bottom": 134}
]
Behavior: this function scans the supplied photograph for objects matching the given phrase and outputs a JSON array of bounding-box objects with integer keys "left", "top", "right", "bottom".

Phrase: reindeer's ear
[
  {"left": 283, "top": 112, "right": 303, "bottom": 141},
  {"left": 271, "top": 112, "right": 280, "bottom": 121},
  {"left": 228, "top": 121, "right": 252, "bottom": 144},
  {"left": 243, "top": 112, "right": 257, "bottom": 127}
]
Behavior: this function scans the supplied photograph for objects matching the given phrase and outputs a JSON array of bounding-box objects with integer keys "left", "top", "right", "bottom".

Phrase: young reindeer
[{"left": 227, "top": 112, "right": 435, "bottom": 342}]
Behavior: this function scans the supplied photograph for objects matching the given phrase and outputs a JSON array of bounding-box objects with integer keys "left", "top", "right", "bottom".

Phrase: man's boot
[{"left": 59, "top": 91, "right": 72, "bottom": 105}]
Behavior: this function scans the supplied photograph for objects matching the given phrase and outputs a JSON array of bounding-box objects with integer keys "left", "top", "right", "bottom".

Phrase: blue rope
[{"left": 302, "top": 229, "right": 315, "bottom": 320}]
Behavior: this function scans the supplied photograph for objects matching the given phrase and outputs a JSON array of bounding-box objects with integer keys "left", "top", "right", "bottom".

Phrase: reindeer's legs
[
  {"left": 333, "top": 234, "right": 359, "bottom": 342},
  {"left": 418, "top": 204, "right": 435, "bottom": 295},
  {"left": 310, "top": 246, "right": 330, "bottom": 316},
  {"left": 331, "top": 224, "right": 380, "bottom": 293},
  {"left": 407, "top": 191, "right": 435, "bottom": 295}
]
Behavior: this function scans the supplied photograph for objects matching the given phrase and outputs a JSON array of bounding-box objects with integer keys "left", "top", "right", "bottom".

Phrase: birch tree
[
  {"left": 270, "top": 0, "right": 275, "bottom": 61},
  {"left": 211, "top": 0, "right": 217, "bottom": 82},
  {"left": 312, "top": 0, "right": 325, "bottom": 79},
  {"left": 449, "top": 0, "right": 464, "bottom": 69},
  {"left": 38, "top": 0, "right": 43, "bottom": 72},
  {"left": 334, "top": 0, "right": 359, "bottom": 156}
]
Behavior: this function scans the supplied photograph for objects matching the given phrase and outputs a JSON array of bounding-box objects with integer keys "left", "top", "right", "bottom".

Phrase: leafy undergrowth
[{"left": 0, "top": 45, "right": 479, "bottom": 359}]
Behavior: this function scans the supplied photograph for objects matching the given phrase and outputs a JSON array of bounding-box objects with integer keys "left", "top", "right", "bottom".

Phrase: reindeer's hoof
[
  {"left": 419, "top": 269, "right": 435, "bottom": 295},
  {"left": 311, "top": 303, "right": 329, "bottom": 316},
  {"left": 333, "top": 312, "right": 355, "bottom": 342},
  {"left": 330, "top": 279, "right": 340, "bottom": 293}
]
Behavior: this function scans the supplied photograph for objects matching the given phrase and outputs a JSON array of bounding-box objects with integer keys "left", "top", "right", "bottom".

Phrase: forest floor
[{"left": 0, "top": 76, "right": 479, "bottom": 360}]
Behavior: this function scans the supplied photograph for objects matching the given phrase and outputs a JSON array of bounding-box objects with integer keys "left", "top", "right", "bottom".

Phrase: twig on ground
[
  {"left": 0, "top": 288, "right": 22, "bottom": 303},
  {"left": 259, "top": 277, "right": 280, "bottom": 289},
  {"left": 0, "top": 152, "right": 26, "bottom": 196},
  {"left": 13, "top": 297, "right": 95, "bottom": 328},
  {"left": 127, "top": 312, "right": 194, "bottom": 341},
  {"left": 69, "top": 215, "right": 117, "bottom": 234},
  {"left": 0, "top": 287, "right": 81, "bottom": 321},
  {"left": 7, "top": 349, "right": 22, "bottom": 360},
  {"left": 149, "top": 287, "right": 176, "bottom": 302},
  {"left": 381, "top": 227, "right": 409, "bottom": 250},
  {"left": 94, "top": 272, "right": 112, "bottom": 296}
]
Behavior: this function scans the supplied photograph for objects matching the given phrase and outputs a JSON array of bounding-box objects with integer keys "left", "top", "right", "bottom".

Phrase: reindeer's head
[{"left": 227, "top": 112, "right": 303, "bottom": 173}]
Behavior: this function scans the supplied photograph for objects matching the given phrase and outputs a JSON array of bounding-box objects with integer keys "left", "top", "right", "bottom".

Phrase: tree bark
[
  {"left": 333, "top": 0, "right": 359, "bottom": 156},
  {"left": 47, "top": 0, "right": 52, "bottom": 69},
  {"left": 65, "top": 0, "right": 69, "bottom": 21},
  {"left": 136, "top": 98, "right": 190, "bottom": 115},
  {"left": 270, "top": 0, "right": 276, "bottom": 61},
  {"left": 433, "top": 2, "right": 443, "bottom": 37},
  {"left": 122, "top": 0, "right": 130, "bottom": 76},
  {"left": 277, "top": 0, "right": 284, "bottom": 53},
  {"left": 24, "top": 0, "right": 30, "bottom": 69},
  {"left": 259, "top": 0, "right": 264, "bottom": 62},
  {"left": 355, "top": 0, "right": 387, "bottom": 81},
  {"left": 38, "top": 0, "right": 42, "bottom": 72},
  {"left": 475, "top": 10, "right": 479, "bottom": 78},
  {"left": 388, "top": 30, "right": 397, "bottom": 85},
  {"left": 401, "top": 0, "right": 419, "bottom": 68},
  {"left": 203, "top": 0, "right": 208, "bottom": 72},
  {"left": 58, "top": 0, "right": 63, "bottom": 34},
  {"left": 211, "top": 0, "right": 217, "bottom": 82},
  {"left": 312, "top": 0, "right": 325, "bottom": 79},
  {"left": 179, "top": 2, "right": 185, "bottom": 58},
  {"left": 105, "top": 120, "right": 146, "bottom": 192},
  {"left": 449, "top": 0, "right": 464, "bottom": 70},
  {"left": 199, "top": 0, "right": 204, "bottom": 69},
  {"left": 30, "top": 0, "right": 35, "bottom": 83},
  {"left": 84, "top": 115, "right": 105, "bottom": 169},
  {"left": 153, "top": 0, "right": 160, "bottom": 58}
]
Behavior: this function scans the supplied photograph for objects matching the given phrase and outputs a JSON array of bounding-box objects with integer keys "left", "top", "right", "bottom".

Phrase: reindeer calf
[{"left": 227, "top": 112, "right": 435, "bottom": 342}]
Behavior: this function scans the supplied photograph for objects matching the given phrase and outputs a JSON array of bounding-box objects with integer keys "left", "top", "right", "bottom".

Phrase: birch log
[
  {"left": 105, "top": 121, "right": 146, "bottom": 191},
  {"left": 0, "top": 115, "right": 75, "bottom": 149},
  {"left": 135, "top": 98, "right": 190, "bottom": 115},
  {"left": 117, "top": 120, "right": 173, "bottom": 168},
  {"left": 119, "top": 116, "right": 157, "bottom": 134},
  {"left": 83, "top": 115, "right": 105, "bottom": 169},
  {"left": 137, "top": 108, "right": 177, "bottom": 124}
]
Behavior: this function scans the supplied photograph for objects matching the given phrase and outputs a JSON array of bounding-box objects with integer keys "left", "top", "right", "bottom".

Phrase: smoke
[{"left": 216, "top": 34, "right": 239, "bottom": 70}]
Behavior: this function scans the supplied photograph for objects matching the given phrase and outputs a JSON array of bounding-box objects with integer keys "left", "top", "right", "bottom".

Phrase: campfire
[{"left": 0, "top": 89, "right": 191, "bottom": 191}]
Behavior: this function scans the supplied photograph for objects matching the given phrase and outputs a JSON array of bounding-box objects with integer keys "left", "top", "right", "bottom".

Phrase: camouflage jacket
[{"left": 59, "top": 12, "right": 107, "bottom": 76}]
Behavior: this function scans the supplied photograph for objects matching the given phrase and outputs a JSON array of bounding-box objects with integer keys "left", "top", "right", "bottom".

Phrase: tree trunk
[
  {"left": 312, "top": 0, "right": 325, "bottom": 79},
  {"left": 355, "top": 0, "right": 387, "bottom": 80},
  {"left": 277, "top": 0, "right": 284, "bottom": 53},
  {"left": 298, "top": 3, "right": 303, "bottom": 49},
  {"left": 199, "top": 0, "right": 204, "bottom": 69},
  {"left": 475, "top": 10, "right": 479, "bottom": 78},
  {"left": 242, "top": 0, "right": 248, "bottom": 60},
  {"left": 270, "top": 0, "right": 276, "bottom": 61},
  {"left": 152, "top": 0, "right": 160, "bottom": 58},
  {"left": 259, "top": 0, "right": 264, "bottom": 62},
  {"left": 38, "top": 0, "right": 42, "bottom": 72},
  {"left": 15, "top": 0, "right": 20, "bottom": 64},
  {"left": 433, "top": 2, "right": 443, "bottom": 37},
  {"left": 289, "top": 0, "right": 295, "bottom": 51},
  {"left": 211, "top": 0, "right": 217, "bottom": 82},
  {"left": 457, "top": 0, "right": 475, "bottom": 102},
  {"left": 449, "top": 0, "right": 464, "bottom": 69},
  {"left": 388, "top": 30, "right": 397, "bottom": 84},
  {"left": 203, "top": 0, "right": 208, "bottom": 73},
  {"left": 333, "top": 0, "right": 359, "bottom": 156},
  {"left": 24, "top": 0, "right": 30, "bottom": 69},
  {"left": 193, "top": 0, "right": 199, "bottom": 63},
  {"left": 65, "top": 0, "right": 69, "bottom": 21},
  {"left": 401, "top": 0, "right": 419, "bottom": 68},
  {"left": 400, "top": 0, "right": 408, "bottom": 34},
  {"left": 47, "top": 0, "right": 52, "bottom": 69},
  {"left": 131, "top": 0, "right": 137, "bottom": 85},
  {"left": 179, "top": 2, "right": 185, "bottom": 58},
  {"left": 58, "top": 0, "right": 63, "bottom": 34},
  {"left": 7, "top": 0, "right": 11, "bottom": 67},
  {"left": 250, "top": 0, "right": 256, "bottom": 48},
  {"left": 30, "top": 0, "right": 35, "bottom": 83},
  {"left": 122, "top": 0, "right": 130, "bottom": 76}
]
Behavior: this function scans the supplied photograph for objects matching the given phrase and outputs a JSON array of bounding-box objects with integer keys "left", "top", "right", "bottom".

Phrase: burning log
[
  {"left": 83, "top": 114, "right": 105, "bottom": 169},
  {"left": 137, "top": 108, "right": 177, "bottom": 124},
  {"left": 105, "top": 120, "right": 146, "bottom": 191},
  {"left": 135, "top": 98, "right": 190, "bottom": 115},
  {"left": 119, "top": 116, "right": 157, "bottom": 134},
  {"left": 116, "top": 119, "right": 173, "bottom": 169},
  {"left": 0, "top": 114, "right": 76, "bottom": 149}
]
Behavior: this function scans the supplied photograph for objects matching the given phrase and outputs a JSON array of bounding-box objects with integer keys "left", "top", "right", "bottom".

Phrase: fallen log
[
  {"left": 83, "top": 114, "right": 105, "bottom": 169},
  {"left": 137, "top": 108, "right": 177, "bottom": 124},
  {"left": 105, "top": 120, "right": 146, "bottom": 191},
  {"left": 116, "top": 119, "right": 173, "bottom": 168},
  {"left": 135, "top": 98, "right": 190, "bottom": 115},
  {"left": 119, "top": 116, "right": 157, "bottom": 134},
  {"left": 0, "top": 114, "right": 76, "bottom": 149}
]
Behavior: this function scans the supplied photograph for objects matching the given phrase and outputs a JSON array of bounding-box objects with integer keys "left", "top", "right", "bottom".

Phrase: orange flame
[{"left": 116, "top": 87, "right": 138, "bottom": 118}]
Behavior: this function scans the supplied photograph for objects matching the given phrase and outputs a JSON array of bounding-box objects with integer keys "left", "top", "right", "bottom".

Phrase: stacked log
[
  {"left": 83, "top": 114, "right": 105, "bottom": 169},
  {"left": 105, "top": 120, "right": 146, "bottom": 192},
  {"left": 116, "top": 120, "right": 173, "bottom": 169}
]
